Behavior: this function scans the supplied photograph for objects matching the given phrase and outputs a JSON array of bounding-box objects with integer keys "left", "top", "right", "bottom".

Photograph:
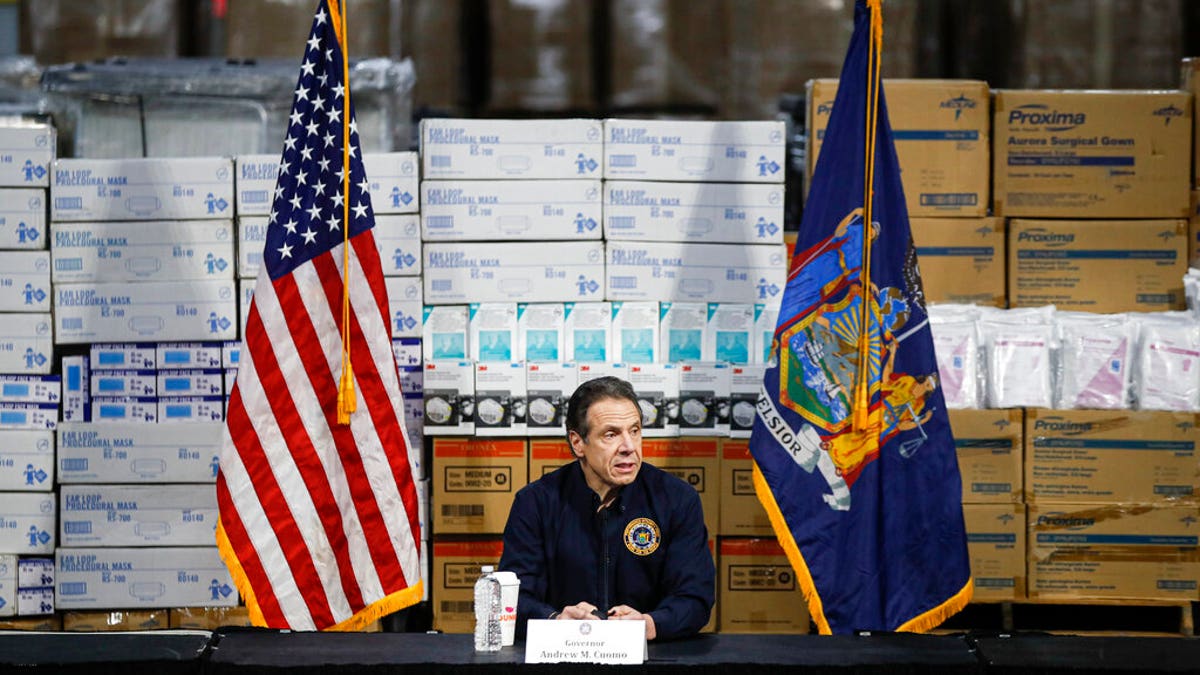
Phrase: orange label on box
[
  {"left": 722, "top": 439, "right": 751, "bottom": 460},
  {"left": 433, "top": 438, "right": 526, "bottom": 458},
  {"left": 433, "top": 541, "right": 505, "bottom": 558},
  {"left": 642, "top": 438, "right": 718, "bottom": 459},
  {"left": 721, "top": 538, "right": 785, "bottom": 557},
  {"left": 530, "top": 439, "right": 574, "bottom": 460}
]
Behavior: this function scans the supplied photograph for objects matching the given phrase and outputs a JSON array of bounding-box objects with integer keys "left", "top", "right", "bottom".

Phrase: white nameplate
[{"left": 524, "top": 619, "right": 646, "bottom": 664}]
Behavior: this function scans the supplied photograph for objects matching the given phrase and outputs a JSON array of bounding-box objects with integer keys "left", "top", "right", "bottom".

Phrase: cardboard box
[
  {"left": 0, "top": 430, "right": 54, "bottom": 491},
  {"left": 0, "top": 251, "right": 49, "bottom": 312},
  {"left": 54, "top": 280, "right": 238, "bottom": 344},
  {"left": 752, "top": 304, "right": 778, "bottom": 365},
  {"left": 56, "top": 547, "right": 237, "bottom": 609},
  {"left": 1024, "top": 409, "right": 1200, "bottom": 504},
  {"left": 421, "top": 180, "right": 602, "bottom": 241},
  {"left": 0, "top": 554, "right": 13, "bottom": 617},
  {"left": 729, "top": 365, "right": 767, "bottom": 439},
  {"left": 57, "top": 422, "right": 223, "bottom": 484},
  {"left": 0, "top": 615, "right": 60, "bottom": 631},
  {"left": 950, "top": 408, "right": 1024, "bottom": 504},
  {"left": 0, "top": 188, "right": 48, "bottom": 249},
  {"left": 1008, "top": 219, "right": 1186, "bottom": 312},
  {"left": 678, "top": 363, "right": 731, "bottom": 437},
  {"left": 62, "top": 355, "right": 89, "bottom": 423},
  {"left": 718, "top": 538, "right": 810, "bottom": 633},
  {"left": 0, "top": 123, "right": 54, "bottom": 188},
  {"left": 89, "top": 397, "right": 158, "bottom": 424},
  {"left": 59, "top": 485, "right": 218, "bottom": 547},
  {"left": 157, "top": 396, "right": 225, "bottom": 423},
  {"left": 612, "top": 301, "right": 660, "bottom": 364},
  {"left": 0, "top": 493, "right": 55, "bottom": 554},
  {"left": 1189, "top": 190, "right": 1200, "bottom": 268},
  {"left": 963, "top": 503, "right": 1026, "bottom": 602},
  {"left": 659, "top": 302, "right": 707, "bottom": 363},
  {"left": 518, "top": 303, "right": 565, "bottom": 364},
  {"left": 603, "top": 120, "right": 786, "bottom": 183},
  {"left": 423, "top": 305, "right": 469, "bottom": 361},
  {"left": 169, "top": 605, "right": 253, "bottom": 629},
  {"left": 0, "top": 403, "right": 58, "bottom": 430},
  {"left": 235, "top": 151, "right": 418, "bottom": 216},
  {"left": 385, "top": 276, "right": 423, "bottom": 338},
  {"left": 431, "top": 438, "right": 527, "bottom": 534},
  {"left": 1027, "top": 503, "right": 1200, "bottom": 601},
  {"left": 51, "top": 158, "right": 235, "bottom": 222},
  {"left": 705, "top": 304, "right": 755, "bottom": 365},
  {"left": 528, "top": 439, "right": 575, "bottom": 481},
  {"left": 474, "top": 362, "right": 527, "bottom": 437},
  {"left": 605, "top": 242, "right": 787, "bottom": 304},
  {"left": 564, "top": 302, "right": 613, "bottom": 363},
  {"left": 643, "top": 438, "right": 720, "bottom": 537},
  {"left": 423, "top": 361, "right": 475, "bottom": 436},
  {"left": 719, "top": 439, "right": 772, "bottom": 536},
  {"left": 424, "top": 241, "right": 605, "bottom": 304},
  {"left": 809, "top": 79, "right": 990, "bottom": 217},
  {"left": 62, "top": 610, "right": 169, "bottom": 631},
  {"left": 992, "top": 90, "right": 1191, "bottom": 219},
  {"left": 90, "top": 343, "right": 156, "bottom": 370},
  {"left": 469, "top": 303, "right": 518, "bottom": 362},
  {"left": 912, "top": 217, "right": 1006, "bottom": 307},
  {"left": 628, "top": 363, "right": 680, "bottom": 438},
  {"left": 421, "top": 119, "right": 603, "bottom": 180},
  {"left": 603, "top": 181, "right": 785, "bottom": 244},
  {"left": 0, "top": 375, "right": 59, "bottom": 404},
  {"left": 525, "top": 363, "right": 576, "bottom": 437},
  {"left": 91, "top": 370, "right": 157, "bottom": 398},
  {"left": 431, "top": 539, "right": 503, "bottom": 634},
  {"left": 50, "top": 220, "right": 235, "bottom": 283}
]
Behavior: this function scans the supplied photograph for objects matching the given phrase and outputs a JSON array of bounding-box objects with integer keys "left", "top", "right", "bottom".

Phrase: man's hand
[
  {"left": 607, "top": 605, "right": 657, "bottom": 640},
  {"left": 556, "top": 602, "right": 600, "bottom": 620}
]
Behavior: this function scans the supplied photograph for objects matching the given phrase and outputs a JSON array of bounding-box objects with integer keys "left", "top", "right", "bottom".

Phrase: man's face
[{"left": 569, "top": 396, "right": 643, "bottom": 497}]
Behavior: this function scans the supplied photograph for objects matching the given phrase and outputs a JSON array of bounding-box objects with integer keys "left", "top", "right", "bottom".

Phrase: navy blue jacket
[{"left": 499, "top": 460, "right": 714, "bottom": 641}]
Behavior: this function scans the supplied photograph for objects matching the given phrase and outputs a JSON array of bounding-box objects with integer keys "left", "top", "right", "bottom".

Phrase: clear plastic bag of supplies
[
  {"left": 928, "top": 305, "right": 985, "bottom": 409},
  {"left": 980, "top": 315, "right": 1056, "bottom": 409},
  {"left": 1055, "top": 312, "right": 1133, "bottom": 410},
  {"left": 1131, "top": 312, "right": 1200, "bottom": 412},
  {"left": 1185, "top": 268, "right": 1200, "bottom": 319}
]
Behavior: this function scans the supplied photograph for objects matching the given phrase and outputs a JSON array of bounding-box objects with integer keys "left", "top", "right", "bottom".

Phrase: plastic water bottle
[{"left": 473, "top": 565, "right": 502, "bottom": 652}]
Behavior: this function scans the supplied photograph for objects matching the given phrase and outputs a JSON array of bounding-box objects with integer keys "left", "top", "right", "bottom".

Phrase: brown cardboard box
[
  {"left": 169, "top": 606, "right": 254, "bottom": 630},
  {"left": 808, "top": 79, "right": 991, "bottom": 218},
  {"left": 1008, "top": 219, "right": 1186, "bottom": 313},
  {"left": 431, "top": 539, "right": 504, "bottom": 634},
  {"left": 486, "top": 0, "right": 594, "bottom": 112},
  {"left": 1188, "top": 190, "right": 1200, "bottom": 267},
  {"left": 0, "top": 615, "right": 60, "bottom": 631},
  {"left": 22, "top": 0, "right": 181, "bottom": 64},
  {"left": 718, "top": 538, "right": 809, "bottom": 633},
  {"left": 432, "top": 438, "right": 528, "bottom": 535},
  {"left": 950, "top": 408, "right": 1024, "bottom": 504},
  {"left": 62, "top": 610, "right": 169, "bottom": 631},
  {"left": 1181, "top": 58, "right": 1200, "bottom": 189},
  {"left": 528, "top": 438, "right": 575, "bottom": 481},
  {"left": 719, "top": 439, "right": 773, "bottom": 537},
  {"left": 993, "top": 90, "right": 1191, "bottom": 219},
  {"left": 225, "top": 0, "right": 393, "bottom": 59},
  {"left": 963, "top": 503, "right": 1026, "bottom": 602},
  {"left": 402, "top": 0, "right": 466, "bottom": 112},
  {"left": 643, "top": 438, "right": 720, "bottom": 538},
  {"left": 1024, "top": 409, "right": 1200, "bottom": 504},
  {"left": 609, "top": 0, "right": 727, "bottom": 110},
  {"left": 912, "top": 217, "right": 1006, "bottom": 307},
  {"left": 1027, "top": 503, "right": 1200, "bottom": 602}
]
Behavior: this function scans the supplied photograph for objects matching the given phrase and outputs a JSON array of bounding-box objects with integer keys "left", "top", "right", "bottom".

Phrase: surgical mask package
[
  {"left": 1132, "top": 313, "right": 1200, "bottom": 412},
  {"left": 1055, "top": 312, "right": 1133, "bottom": 410},
  {"left": 980, "top": 319, "right": 1055, "bottom": 409},
  {"left": 929, "top": 320, "right": 980, "bottom": 409}
]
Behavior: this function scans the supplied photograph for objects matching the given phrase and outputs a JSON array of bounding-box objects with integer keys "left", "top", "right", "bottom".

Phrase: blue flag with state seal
[{"left": 748, "top": 0, "right": 972, "bottom": 634}]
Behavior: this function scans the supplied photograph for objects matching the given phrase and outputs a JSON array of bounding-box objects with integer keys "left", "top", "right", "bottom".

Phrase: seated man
[{"left": 499, "top": 376, "right": 715, "bottom": 641}]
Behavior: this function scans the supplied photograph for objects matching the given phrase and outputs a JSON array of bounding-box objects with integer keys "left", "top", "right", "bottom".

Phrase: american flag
[{"left": 216, "top": 0, "right": 423, "bottom": 631}]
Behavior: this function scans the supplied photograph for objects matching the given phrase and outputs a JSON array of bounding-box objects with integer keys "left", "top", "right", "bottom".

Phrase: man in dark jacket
[{"left": 498, "top": 376, "right": 715, "bottom": 641}]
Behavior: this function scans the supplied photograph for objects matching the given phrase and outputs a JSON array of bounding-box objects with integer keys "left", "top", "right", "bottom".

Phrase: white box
[
  {"left": 706, "top": 303, "right": 755, "bottom": 364},
  {"left": 0, "top": 554, "right": 13, "bottom": 616},
  {"left": 91, "top": 370, "right": 157, "bottom": 398},
  {"left": 424, "top": 241, "right": 605, "bottom": 304},
  {"left": 422, "top": 360, "right": 475, "bottom": 436},
  {"left": 16, "top": 586, "right": 52, "bottom": 615},
  {"left": 385, "top": 276, "right": 423, "bottom": 338},
  {"left": 730, "top": 364, "right": 767, "bottom": 439},
  {"left": 399, "top": 366, "right": 423, "bottom": 399},
  {"left": 402, "top": 394, "right": 424, "bottom": 467},
  {"left": 0, "top": 122, "right": 54, "bottom": 187},
  {"left": 469, "top": 302, "right": 518, "bottom": 362},
  {"left": 564, "top": 301, "right": 612, "bottom": 363},
  {"left": 158, "top": 396, "right": 224, "bottom": 422},
  {"left": 363, "top": 152, "right": 420, "bottom": 214},
  {"left": 51, "top": 157, "right": 235, "bottom": 222},
  {"left": 17, "top": 557, "right": 53, "bottom": 588},
  {"left": 61, "top": 355, "right": 89, "bottom": 423},
  {"left": 0, "top": 375, "right": 60, "bottom": 404},
  {"left": 0, "top": 492, "right": 55, "bottom": 554},
  {"left": 157, "top": 370, "right": 224, "bottom": 397},
  {"left": 604, "top": 181, "right": 785, "bottom": 243},
  {"left": 0, "top": 188, "right": 47, "bottom": 249},
  {"left": 628, "top": 363, "right": 679, "bottom": 437},
  {"left": 239, "top": 214, "right": 422, "bottom": 278},
  {"left": 422, "top": 305, "right": 469, "bottom": 361},
  {"left": 474, "top": 362, "right": 527, "bottom": 437},
  {"left": 525, "top": 362, "right": 577, "bottom": 437},
  {"left": 238, "top": 279, "right": 254, "bottom": 335},
  {"left": 603, "top": 119, "right": 785, "bottom": 183},
  {"left": 90, "top": 397, "right": 158, "bottom": 424},
  {"left": 678, "top": 362, "right": 731, "bottom": 437},
  {"left": 606, "top": 241, "right": 787, "bottom": 304},
  {"left": 157, "top": 342, "right": 224, "bottom": 370},
  {"left": 0, "top": 313, "right": 51, "bottom": 374},
  {"left": 60, "top": 484, "right": 217, "bottom": 546},
  {"left": 612, "top": 301, "right": 660, "bottom": 364},
  {"left": 421, "top": 180, "right": 602, "bottom": 241},
  {"left": 659, "top": 302, "right": 708, "bottom": 363},
  {"left": 221, "top": 341, "right": 241, "bottom": 368},
  {"left": 518, "top": 303, "right": 565, "bottom": 363},
  {"left": 753, "top": 302, "right": 780, "bottom": 365},
  {"left": 54, "top": 280, "right": 238, "bottom": 344},
  {"left": 0, "top": 251, "right": 49, "bottom": 311},
  {"left": 0, "top": 403, "right": 57, "bottom": 430},
  {"left": 224, "top": 368, "right": 237, "bottom": 395},
  {"left": 90, "top": 343, "right": 156, "bottom": 370},
  {"left": 393, "top": 337, "right": 422, "bottom": 367},
  {"left": 51, "top": 220, "right": 234, "bottom": 283},
  {"left": 0, "top": 430, "right": 54, "bottom": 491},
  {"left": 57, "top": 421, "right": 223, "bottom": 483},
  {"left": 233, "top": 154, "right": 280, "bottom": 216},
  {"left": 55, "top": 547, "right": 237, "bottom": 609},
  {"left": 421, "top": 118, "right": 603, "bottom": 180},
  {"left": 577, "top": 362, "right": 629, "bottom": 385}
]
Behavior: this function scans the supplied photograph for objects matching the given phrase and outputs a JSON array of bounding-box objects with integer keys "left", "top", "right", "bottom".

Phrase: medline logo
[
  {"left": 940, "top": 94, "right": 976, "bottom": 120},
  {"left": 1154, "top": 104, "right": 1184, "bottom": 125},
  {"left": 1033, "top": 417, "right": 1092, "bottom": 433},
  {"left": 1009, "top": 104, "right": 1086, "bottom": 131},
  {"left": 1017, "top": 229, "right": 1074, "bottom": 246},
  {"left": 817, "top": 100, "right": 834, "bottom": 116},
  {"left": 1037, "top": 514, "right": 1094, "bottom": 529}
]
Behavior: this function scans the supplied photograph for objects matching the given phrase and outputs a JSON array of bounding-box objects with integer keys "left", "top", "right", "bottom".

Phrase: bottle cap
[{"left": 480, "top": 565, "right": 495, "bottom": 574}]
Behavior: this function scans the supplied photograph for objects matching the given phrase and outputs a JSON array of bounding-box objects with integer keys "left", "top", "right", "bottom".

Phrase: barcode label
[
  {"left": 55, "top": 197, "right": 83, "bottom": 210},
  {"left": 610, "top": 276, "right": 637, "bottom": 289},
  {"left": 60, "top": 582, "right": 87, "bottom": 596},
  {"left": 60, "top": 458, "right": 88, "bottom": 472},
  {"left": 431, "top": 280, "right": 452, "bottom": 291},
  {"left": 63, "top": 521, "right": 92, "bottom": 534},
  {"left": 431, "top": 156, "right": 452, "bottom": 168},
  {"left": 54, "top": 258, "right": 84, "bottom": 271},
  {"left": 440, "top": 600, "right": 472, "bottom": 614},
  {"left": 243, "top": 190, "right": 268, "bottom": 204},
  {"left": 441, "top": 504, "right": 484, "bottom": 517},
  {"left": 609, "top": 155, "right": 637, "bottom": 168},
  {"left": 62, "top": 318, "right": 83, "bottom": 330},
  {"left": 608, "top": 216, "right": 635, "bottom": 230},
  {"left": 426, "top": 215, "right": 454, "bottom": 229}
]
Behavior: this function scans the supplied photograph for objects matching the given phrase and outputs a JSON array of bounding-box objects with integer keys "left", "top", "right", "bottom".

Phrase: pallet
[{"left": 940, "top": 599, "right": 1196, "bottom": 637}]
